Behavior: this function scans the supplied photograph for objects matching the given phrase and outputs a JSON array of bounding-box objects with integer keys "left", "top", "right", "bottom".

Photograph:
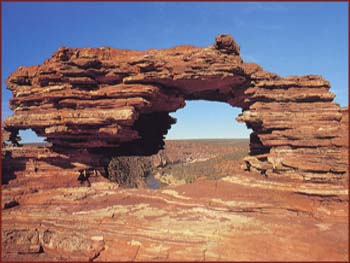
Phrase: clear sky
[{"left": 2, "top": 2, "right": 348, "bottom": 141}]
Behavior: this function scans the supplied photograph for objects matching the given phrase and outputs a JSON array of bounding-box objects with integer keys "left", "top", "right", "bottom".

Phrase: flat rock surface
[{"left": 2, "top": 171, "right": 348, "bottom": 261}]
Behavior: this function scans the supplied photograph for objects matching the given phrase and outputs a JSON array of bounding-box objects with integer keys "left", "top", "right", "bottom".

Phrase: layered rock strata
[
  {"left": 1, "top": 172, "right": 348, "bottom": 261},
  {"left": 3, "top": 34, "right": 348, "bottom": 186}
]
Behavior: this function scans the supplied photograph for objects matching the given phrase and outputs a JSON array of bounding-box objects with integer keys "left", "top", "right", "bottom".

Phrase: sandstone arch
[{"left": 3, "top": 35, "right": 348, "bottom": 186}]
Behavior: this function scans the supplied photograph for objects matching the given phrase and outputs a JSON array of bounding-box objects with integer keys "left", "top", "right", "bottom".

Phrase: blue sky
[{"left": 2, "top": 2, "right": 348, "bottom": 141}]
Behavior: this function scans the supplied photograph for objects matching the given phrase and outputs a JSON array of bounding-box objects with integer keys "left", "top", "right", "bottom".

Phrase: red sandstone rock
[
  {"left": 1, "top": 171, "right": 348, "bottom": 261},
  {"left": 214, "top": 34, "right": 240, "bottom": 55},
  {"left": 2, "top": 34, "right": 349, "bottom": 261},
  {"left": 2, "top": 34, "right": 348, "bottom": 187}
]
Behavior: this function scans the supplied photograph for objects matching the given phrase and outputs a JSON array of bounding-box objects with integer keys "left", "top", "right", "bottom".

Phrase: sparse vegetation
[
  {"left": 107, "top": 139, "right": 249, "bottom": 188},
  {"left": 157, "top": 145, "right": 248, "bottom": 185}
]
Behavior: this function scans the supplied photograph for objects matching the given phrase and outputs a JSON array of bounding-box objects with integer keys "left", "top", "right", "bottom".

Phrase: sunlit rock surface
[
  {"left": 1, "top": 171, "right": 348, "bottom": 261},
  {"left": 3, "top": 34, "right": 348, "bottom": 185},
  {"left": 1, "top": 35, "right": 348, "bottom": 261}
]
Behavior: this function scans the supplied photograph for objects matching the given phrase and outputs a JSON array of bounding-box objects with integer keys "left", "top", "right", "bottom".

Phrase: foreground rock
[
  {"left": 3, "top": 34, "right": 348, "bottom": 187},
  {"left": 1, "top": 171, "right": 348, "bottom": 261}
]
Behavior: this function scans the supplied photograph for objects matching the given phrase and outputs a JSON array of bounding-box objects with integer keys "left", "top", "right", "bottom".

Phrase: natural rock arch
[{"left": 3, "top": 35, "right": 348, "bottom": 186}]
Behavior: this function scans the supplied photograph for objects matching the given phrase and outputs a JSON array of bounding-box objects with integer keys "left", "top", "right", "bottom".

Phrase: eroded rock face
[
  {"left": 214, "top": 34, "right": 240, "bottom": 55},
  {"left": 3, "top": 35, "right": 348, "bottom": 187},
  {"left": 107, "top": 156, "right": 152, "bottom": 188}
]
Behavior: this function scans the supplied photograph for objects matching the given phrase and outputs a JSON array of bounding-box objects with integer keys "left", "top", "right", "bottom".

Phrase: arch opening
[
  {"left": 18, "top": 129, "right": 46, "bottom": 145},
  {"left": 113, "top": 100, "right": 252, "bottom": 189},
  {"left": 166, "top": 100, "right": 251, "bottom": 140},
  {"left": 104, "top": 99, "right": 255, "bottom": 189},
  {"left": 2, "top": 128, "right": 46, "bottom": 147}
]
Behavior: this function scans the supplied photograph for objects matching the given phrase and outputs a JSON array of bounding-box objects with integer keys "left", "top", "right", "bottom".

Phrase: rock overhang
[{"left": 3, "top": 34, "right": 348, "bottom": 186}]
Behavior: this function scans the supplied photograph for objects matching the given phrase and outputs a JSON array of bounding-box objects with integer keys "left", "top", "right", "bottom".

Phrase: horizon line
[{"left": 18, "top": 137, "right": 250, "bottom": 144}]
